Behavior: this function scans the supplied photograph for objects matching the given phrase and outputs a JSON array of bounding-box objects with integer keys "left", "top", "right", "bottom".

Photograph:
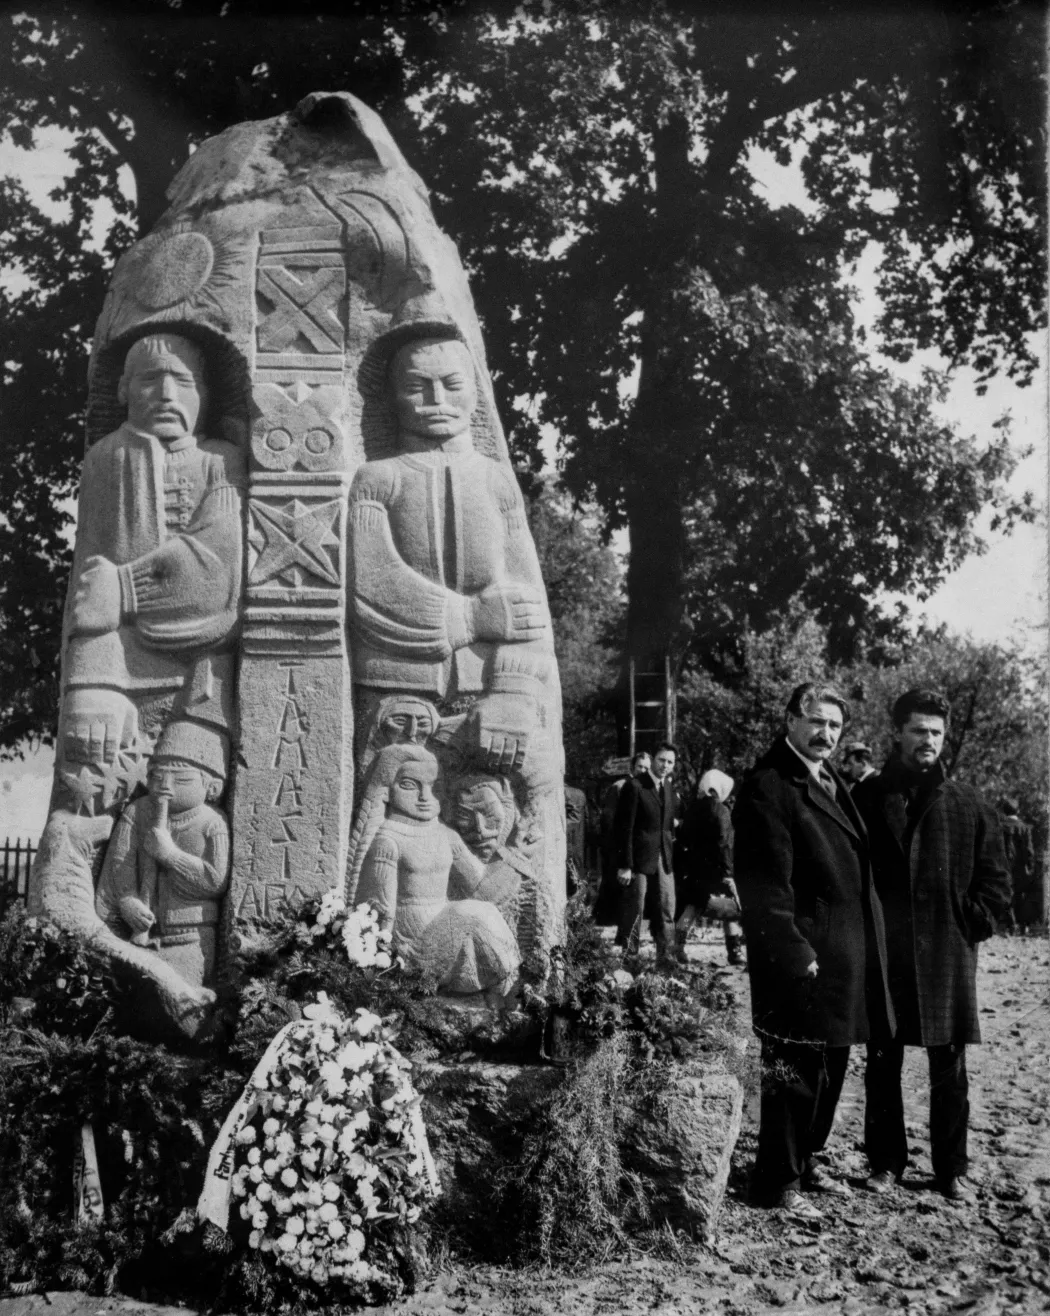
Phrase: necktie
[{"left": 818, "top": 768, "right": 837, "bottom": 801}]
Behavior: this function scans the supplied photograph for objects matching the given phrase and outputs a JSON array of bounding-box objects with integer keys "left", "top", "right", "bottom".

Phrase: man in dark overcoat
[
  {"left": 593, "top": 752, "right": 650, "bottom": 927},
  {"left": 612, "top": 742, "right": 678, "bottom": 958},
  {"left": 853, "top": 689, "right": 1011, "bottom": 1204},
  {"left": 735, "top": 682, "right": 893, "bottom": 1220}
]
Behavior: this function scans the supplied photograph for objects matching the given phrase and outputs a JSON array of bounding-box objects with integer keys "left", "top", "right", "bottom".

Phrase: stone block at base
[{"left": 625, "top": 1065, "right": 744, "bottom": 1240}]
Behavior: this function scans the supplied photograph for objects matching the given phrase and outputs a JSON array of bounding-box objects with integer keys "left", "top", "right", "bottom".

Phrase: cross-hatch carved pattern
[{"left": 256, "top": 265, "right": 345, "bottom": 354}]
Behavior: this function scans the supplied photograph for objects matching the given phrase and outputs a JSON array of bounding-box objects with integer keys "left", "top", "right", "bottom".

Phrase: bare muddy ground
[{"left": 4, "top": 930, "right": 1048, "bottom": 1316}]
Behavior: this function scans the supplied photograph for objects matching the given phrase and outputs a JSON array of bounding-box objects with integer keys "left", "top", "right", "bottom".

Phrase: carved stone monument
[{"left": 28, "top": 92, "right": 566, "bottom": 1036}]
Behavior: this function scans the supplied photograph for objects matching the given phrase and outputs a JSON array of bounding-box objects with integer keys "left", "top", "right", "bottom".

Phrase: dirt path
[{"left": 4, "top": 932, "right": 1048, "bottom": 1316}]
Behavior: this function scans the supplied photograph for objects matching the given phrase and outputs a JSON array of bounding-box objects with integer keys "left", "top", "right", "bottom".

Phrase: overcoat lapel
[{"left": 801, "top": 769, "right": 862, "bottom": 840}]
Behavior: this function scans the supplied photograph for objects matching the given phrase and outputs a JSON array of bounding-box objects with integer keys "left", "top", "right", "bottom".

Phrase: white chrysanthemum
[
  {"left": 301, "top": 1148, "right": 321, "bottom": 1171},
  {"left": 238, "top": 1203, "right": 251, "bottom": 1221},
  {"left": 271, "top": 1094, "right": 287, "bottom": 1112},
  {"left": 249, "top": 1165, "right": 264, "bottom": 1183},
  {"left": 353, "top": 1008, "right": 382, "bottom": 1037},
  {"left": 246, "top": 1147, "right": 261, "bottom": 1165},
  {"left": 235, "top": 1125, "right": 256, "bottom": 1144},
  {"left": 373, "top": 951, "right": 392, "bottom": 969},
  {"left": 248, "top": 1228, "right": 262, "bottom": 1248},
  {"left": 232, "top": 1174, "right": 248, "bottom": 1198},
  {"left": 252, "top": 1209, "right": 268, "bottom": 1230},
  {"left": 260, "top": 1157, "right": 278, "bottom": 1177},
  {"left": 346, "top": 1228, "right": 366, "bottom": 1258},
  {"left": 255, "top": 1181, "right": 273, "bottom": 1202},
  {"left": 305, "top": 1097, "right": 324, "bottom": 1116},
  {"left": 288, "top": 1077, "right": 306, "bottom": 1093},
  {"left": 318, "top": 1201, "right": 338, "bottom": 1223},
  {"left": 306, "top": 1183, "right": 324, "bottom": 1207},
  {"left": 275, "top": 1131, "right": 295, "bottom": 1156},
  {"left": 316, "top": 1031, "right": 337, "bottom": 1054},
  {"left": 262, "top": 1116, "right": 280, "bottom": 1136},
  {"left": 286, "top": 1216, "right": 305, "bottom": 1236},
  {"left": 322, "top": 1180, "right": 341, "bottom": 1202},
  {"left": 386, "top": 1118, "right": 404, "bottom": 1135},
  {"left": 328, "top": 1218, "right": 346, "bottom": 1240},
  {"left": 277, "top": 1233, "right": 296, "bottom": 1253},
  {"left": 311, "top": 1262, "right": 329, "bottom": 1285},
  {"left": 317, "top": 1124, "right": 338, "bottom": 1145},
  {"left": 281, "top": 1167, "right": 298, "bottom": 1187}
]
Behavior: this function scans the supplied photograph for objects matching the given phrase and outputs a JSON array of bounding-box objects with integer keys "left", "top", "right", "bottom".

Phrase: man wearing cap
[
  {"left": 96, "top": 719, "right": 231, "bottom": 990},
  {"left": 841, "top": 742, "right": 877, "bottom": 792},
  {"left": 62, "top": 332, "right": 245, "bottom": 770}
]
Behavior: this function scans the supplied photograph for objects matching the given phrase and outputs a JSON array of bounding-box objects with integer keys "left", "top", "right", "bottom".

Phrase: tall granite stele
[{"left": 29, "top": 92, "right": 566, "bottom": 1038}]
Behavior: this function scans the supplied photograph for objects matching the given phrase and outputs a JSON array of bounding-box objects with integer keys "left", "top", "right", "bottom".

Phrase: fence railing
[{"left": 1, "top": 838, "right": 35, "bottom": 920}]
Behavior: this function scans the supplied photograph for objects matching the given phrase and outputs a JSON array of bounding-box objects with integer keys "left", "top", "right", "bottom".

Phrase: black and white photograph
[{"left": 0, "top": 3, "right": 1046, "bottom": 1314}]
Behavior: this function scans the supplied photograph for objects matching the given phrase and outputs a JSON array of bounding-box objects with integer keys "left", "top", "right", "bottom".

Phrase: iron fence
[{"left": 1, "top": 837, "right": 35, "bottom": 920}]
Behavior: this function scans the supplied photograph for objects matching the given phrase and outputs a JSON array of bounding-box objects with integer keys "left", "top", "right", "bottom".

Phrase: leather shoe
[
  {"left": 940, "top": 1176, "right": 977, "bottom": 1204},
  {"left": 772, "top": 1188, "right": 823, "bottom": 1221},
  {"left": 865, "top": 1170, "right": 897, "bottom": 1195},
  {"left": 802, "top": 1163, "right": 851, "bottom": 1197}
]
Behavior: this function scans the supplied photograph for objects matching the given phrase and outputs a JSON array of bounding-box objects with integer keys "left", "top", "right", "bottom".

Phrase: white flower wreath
[{"left": 221, "top": 994, "right": 437, "bottom": 1289}]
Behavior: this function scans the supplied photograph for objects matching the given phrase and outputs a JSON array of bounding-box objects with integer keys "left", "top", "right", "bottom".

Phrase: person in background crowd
[
  {"left": 735, "top": 682, "right": 893, "bottom": 1222},
  {"left": 676, "top": 769, "right": 745, "bottom": 965},
  {"left": 613, "top": 743, "right": 679, "bottom": 961},
  {"left": 564, "top": 784, "right": 587, "bottom": 897},
  {"left": 854, "top": 689, "right": 1011, "bottom": 1205},
  {"left": 999, "top": 798, "right": 1036, "bottom": 932},
  {"left": 840, "top": 742, "right": 877, "bottom": 791},
  {"left": 593, "top": 752, "right": 651, "bottom": 927}
]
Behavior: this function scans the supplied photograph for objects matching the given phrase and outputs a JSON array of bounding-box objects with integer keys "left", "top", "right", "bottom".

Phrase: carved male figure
[
  {"left": 96, "top": 720, "right": 231, "bottom": 990},
  {"left": 348, "top": 335, "right": 556, "bottom": 778},
  {"left": 62, "top": 332, "right": 245, "bottom": 776},
  {"left": 451, "top": 774, "right": 535, "bottom": 939}
]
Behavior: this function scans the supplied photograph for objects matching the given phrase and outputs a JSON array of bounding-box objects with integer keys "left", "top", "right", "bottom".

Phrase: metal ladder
[{"left": 627, "top": 653, "right": 676, "bottom": 756}]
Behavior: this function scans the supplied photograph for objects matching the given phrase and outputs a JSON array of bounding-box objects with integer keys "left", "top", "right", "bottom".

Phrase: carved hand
[
  {"left": 143, "top": 826, "right": 179, "bottom": 863},
  {"left": 70, "top": 556, "right": 122, "bottom": 635},
  {"left": 616, "top": 867, "right": 633, "bottom": 887},
  {"left": 469, "top": 584, "right": 547, "bottom": 643},
  {"left": 118, "top": 895, "right": 156, "bottom": 935}
]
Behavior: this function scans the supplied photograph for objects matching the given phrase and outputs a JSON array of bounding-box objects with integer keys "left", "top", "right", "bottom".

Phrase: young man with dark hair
[
  {"left": 613, "top": 742, "right": 679, "bottom": 960},
  {"left": 854, "top": 688, "right": 1011, "bottom": 1205},
  {"left": 735, "top": 683, "right": 893, "bottom": 1220}
]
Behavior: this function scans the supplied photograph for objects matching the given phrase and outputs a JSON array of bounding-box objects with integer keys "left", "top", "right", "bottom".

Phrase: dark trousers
[
  {"left": 753, "top": 1038, "right": 850, "bottom": 1197},
  {"left": 616, "top": 855, "right": 675, "bottom": 954},
  {"left": 864, "top": 1038, "right": 969, "bottom": 1183}
]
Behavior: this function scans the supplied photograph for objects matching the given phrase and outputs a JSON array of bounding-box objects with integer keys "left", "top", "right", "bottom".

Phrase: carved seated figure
[
  {"left": 95, "top": 720, "right": 231, "bottom": 990},
  {"left": 348, "top": 334, "right": 558, "bottom": 785},
  {"left": 348, "top": 744, "right": 520, "bottom": 995}
]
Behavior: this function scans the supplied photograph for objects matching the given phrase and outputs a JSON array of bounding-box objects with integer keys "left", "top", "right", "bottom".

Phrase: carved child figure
[
  {"left": 96, "top": 720, "right": 231, "bottom": 989},
  {"left": 348, "top": 744, "right": 520, "bottom": 995}
]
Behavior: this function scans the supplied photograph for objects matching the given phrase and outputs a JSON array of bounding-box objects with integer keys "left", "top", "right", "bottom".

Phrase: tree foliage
[{"left": 0, "top": 0, "right": 1044, "bottom": 752}]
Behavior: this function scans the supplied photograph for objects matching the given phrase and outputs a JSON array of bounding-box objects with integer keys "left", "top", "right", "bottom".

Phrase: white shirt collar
[{"left": 786, "top": 737, "right": 825, "bottom": 781}]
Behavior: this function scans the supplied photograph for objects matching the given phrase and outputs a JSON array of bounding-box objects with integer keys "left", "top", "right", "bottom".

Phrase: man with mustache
[
  {"left": 735, "top": 682, "right": 893, "bottom": 1221},
  {"left": 853, "top": 689, "right": 1011, "bottom": 1205},
  {"left": 348, "top": 333, "right": 556, "bottom": 782},
  {"left": 62, "top": 332, "right": 244, "bottom": 766}
]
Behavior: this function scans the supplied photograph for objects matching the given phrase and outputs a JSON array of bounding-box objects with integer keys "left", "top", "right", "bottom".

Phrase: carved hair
[{"left": 344, "top": 743, "right": 438, "bottom": 905}]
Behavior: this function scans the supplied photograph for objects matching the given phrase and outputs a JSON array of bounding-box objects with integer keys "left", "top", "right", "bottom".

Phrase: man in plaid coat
[{"left": 853, "top": 688, "right": 1012, "bottom": 1204}]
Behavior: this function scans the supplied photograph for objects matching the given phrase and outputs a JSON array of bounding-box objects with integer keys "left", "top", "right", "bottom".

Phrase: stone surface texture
[
  {"left": 624, "top": 1066, "right": 744, "bottom": 1239},
  {"left": 27, "top": 91, "right": 566, "bottom": 1035}
]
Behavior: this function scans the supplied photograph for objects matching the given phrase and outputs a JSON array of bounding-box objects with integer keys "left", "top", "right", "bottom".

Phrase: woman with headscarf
[{"left": 675, "top": 769, "right": 745, "bottom": 965}]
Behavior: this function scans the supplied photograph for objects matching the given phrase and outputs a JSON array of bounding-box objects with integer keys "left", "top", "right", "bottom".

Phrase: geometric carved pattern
[
  {"left": 248, "top": 497, "right": 342, "bottom": 589},
  {"left": 256, "top": 262, "right": 345, "bottom": 355},
  {"left": 250, "top": 381, "right": 344, "bottom": 472}
]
